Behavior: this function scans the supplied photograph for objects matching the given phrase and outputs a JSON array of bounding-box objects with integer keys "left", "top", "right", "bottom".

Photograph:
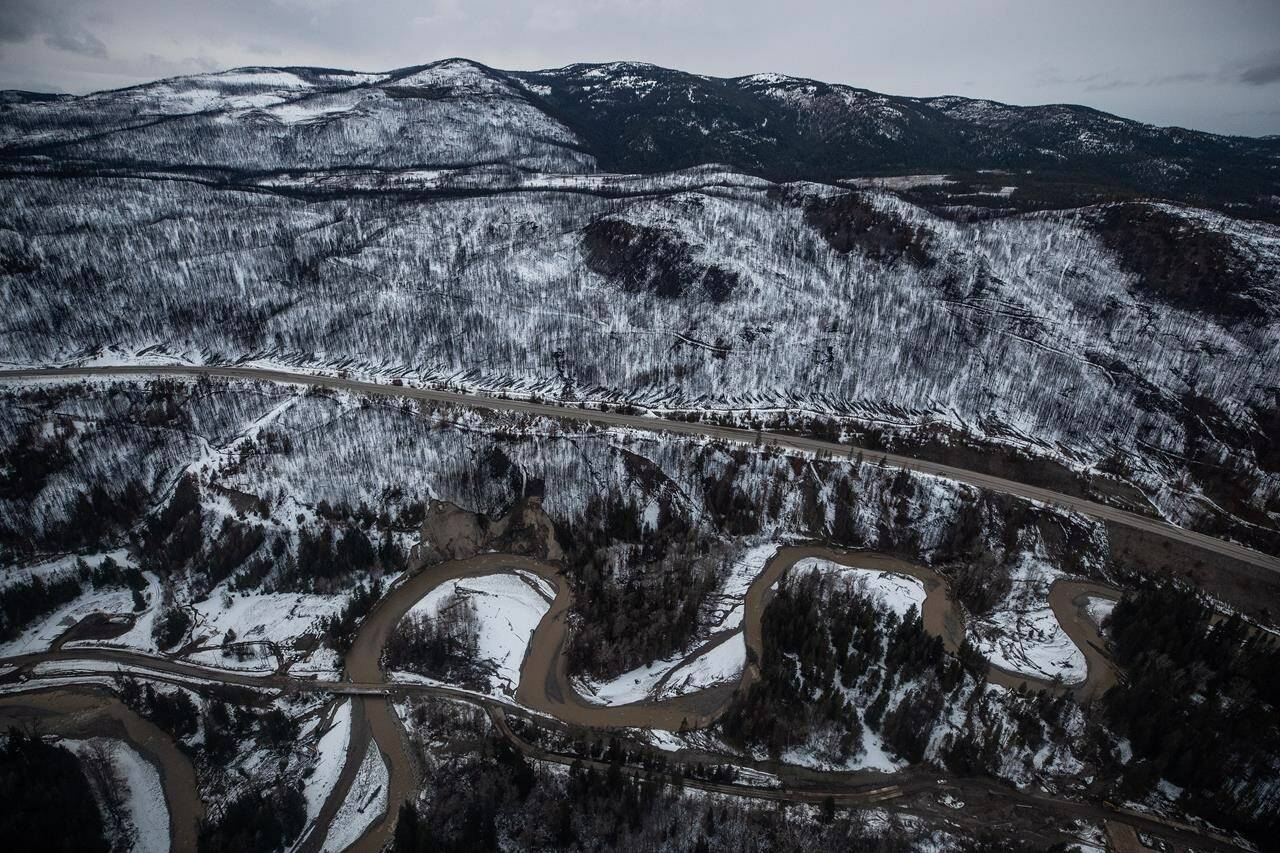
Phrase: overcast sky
[{"left": 2, "top": 0, "right": 1278, "bottom": 136}]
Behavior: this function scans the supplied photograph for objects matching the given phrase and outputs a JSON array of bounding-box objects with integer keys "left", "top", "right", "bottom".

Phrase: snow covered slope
[
  {"left": 2, "top": 58, "right": 1278, "bottom": 550},
  {"left": 1, "top": 59, "right": 592, "bottom": 172}
]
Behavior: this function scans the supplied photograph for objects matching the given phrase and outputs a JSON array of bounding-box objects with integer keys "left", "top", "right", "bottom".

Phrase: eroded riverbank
[
  {"left": 0, "top": 687, "right": 201, "bottom": 852},
  {"left": 0, "top": 545, "right": 1124, "bottom": 853}
]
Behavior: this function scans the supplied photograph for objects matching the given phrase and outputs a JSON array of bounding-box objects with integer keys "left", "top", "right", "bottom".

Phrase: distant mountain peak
[{"left": 1, "top": 57, "right": 1277, "bottom": 218}]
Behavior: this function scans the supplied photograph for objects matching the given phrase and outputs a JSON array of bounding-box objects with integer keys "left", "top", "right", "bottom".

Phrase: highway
[
  {"left": 2, "top": 363, "right": 1276, "bottom": 575},
  {"left": 0, "top": 638, "right": 1246, "bottom": 852},
  {"left": 0, "top": 362, "right": 1265, "bottom": 851}
]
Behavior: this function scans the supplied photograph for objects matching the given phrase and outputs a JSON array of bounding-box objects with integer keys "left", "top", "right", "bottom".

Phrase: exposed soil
[
  {"left": 1107, "top": 520, "right": 1280, "bottom": 624},
  {"left": 52, "top": 612, "right": 136, "bottom": 650}
]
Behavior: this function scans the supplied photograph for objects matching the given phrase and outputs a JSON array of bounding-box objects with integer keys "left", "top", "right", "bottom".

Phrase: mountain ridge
[
  {"left": 12, "top": 56, "right": 1280, "bottom": 141},
  {"left": 1, "top": 55, "right": 1278, "bottom": 556},
  {"left": 3, "top": 57, "right": 1278, "bottom": 219}
]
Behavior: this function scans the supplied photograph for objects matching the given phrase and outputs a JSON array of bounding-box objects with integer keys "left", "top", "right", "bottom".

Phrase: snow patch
[
  {"left": 792, "top": 558, "right": 927, "bottom": 618},
  {"left": 303, "top": 701, "right": 352, "bottom": 828},
  {"left": 655, "top": 632, "right": 746, "bottom": 700},
  {"left": 970, "top": 554, "right": 1087, "bottom": 685},
  {"left": 321, "top": 738, "right": 387, "bottom": 853},
  {"left": 403, "top": 573, "right": 550, "bottom": 696}
]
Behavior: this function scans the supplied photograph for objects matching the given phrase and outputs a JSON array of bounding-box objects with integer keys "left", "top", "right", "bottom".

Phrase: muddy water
[
  {"left": 354, "top": 546, "right": 1113, "bottom": 741},
  {"left": 0, "top": 547, "right": 1121, "bottom": 853},
  {"left": 0, "top": 687, "right": 201, "bottom": 852},
  {"left": 1047, "top": 580, "right": 1121, "bottom": 703}
]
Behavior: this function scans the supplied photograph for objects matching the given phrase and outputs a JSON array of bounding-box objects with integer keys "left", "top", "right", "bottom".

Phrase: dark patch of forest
[
  {"left": 1100, "top": 583, "right": 1280, "bottom": 842},
  {"left": 803, "top": 193, "right": 933, "bottom": 266},
  {"left": 1095, "top": 203, "right": 1266, "bottom": 322},
  {"left": 0, "top": 554, "right": 146, "bottom": 641},
  {"left": 0, "top": 423, "right": 149, "bottom": 556},
  {"left": 321, "top": 578, "right": 382, "bottom": 655},
  {"left": 721, "top": 568, "right": 986, "bottom": 763},
  {"left": 556, "top": 494, "right": 724, "bottom": 679},
  {"left": 0, "top": 728, "right": 109, "bottom": 853},
  {"left": 390, "top": 721, "right": 922, "bottom": 852},
  {"left": 582, "top": 219, "right": 740, "bottom": 303},
  {"left": 120, "top": 678, "right": 199, "bottom": 742},
  {"left": 198, "top": 782, "right": 306, "bottom": 853},
  {"left": 384, "top": 592, "right": 491, "bottom": 688}
]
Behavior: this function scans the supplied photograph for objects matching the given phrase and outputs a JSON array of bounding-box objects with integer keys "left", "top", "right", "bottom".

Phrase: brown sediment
[
  {"left": 0, "top": 546, "right": 1125, "bottom": 852},
  {"left": 0, "top": 686, "right": 201, "bottom": 852}
]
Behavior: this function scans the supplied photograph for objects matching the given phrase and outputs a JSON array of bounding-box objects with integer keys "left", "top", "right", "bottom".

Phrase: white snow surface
[
  {"left": 1, "top": 549, "right": 132, "bottom": 591},
  {"left": 190, "top": 589, "right": 342, "bottom": 648},
  {"left": 80, "top": 572, "right": 164, "bottom": 655},
  {"left": 576, "top": 545, "right": 933, "bottom": 706},
  {"left": 572, "top": 649, "right": 689, "bottom": 707},
  {"left": 709, "top": 544, "right": 778, "bottom": 631},
  {"left": 104, "top": 738, "right": 169, "bottom": 853},
  {"left": 1084, "top": 596, "right": 1116, "bottom": 629},
  {"left": 791, "top": 558, "right": 928, "bottom": 617},
  {"left": 654, "top": 632, "right": 746, "bottom": 700},
  {"left": 183, "top": 647, "right": 276, "bottom": 674},
  {"left": 970, "top": 554, "right": 1088, "bottom": 685},
  {"left": 0, "top": 587, "right": 136, "bottom": 657},
  {"left": 321, "top": 738, "right": 387, "bottom": 853},
  {"left": 68, "top": 737, "right": 169, "bottom": 853},
  {"left": 404, "top": 572, "right": 550, "bottom": 696},
  {"left": 782, "top": 726, "right": 904, "bottom": 774},
  {"left": 303, "top": 701, "right": 352, "bottom": 829}
]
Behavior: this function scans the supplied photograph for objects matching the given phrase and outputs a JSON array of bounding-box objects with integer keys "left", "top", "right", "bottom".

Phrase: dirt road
[
  {"left": 2, "top": 364, "right": 1275, "bottom": 576},
  {"left": 0, "top": 549, "right": 1237, "bottom": 852},
  {"left": 0, "top": 548, "right": 1125, "bottom": 853}
]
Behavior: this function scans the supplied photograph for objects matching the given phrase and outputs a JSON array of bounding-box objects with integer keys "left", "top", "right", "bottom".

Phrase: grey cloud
[
  {"left": 44, "top": 29, "right": 107, "bottom": 58},
  {"left": 1034, "top": 70, "right": 1136, "bottom": 91},
  {"left": 1039, "top": 68, "right": 1223, "bottom": 93},
  {"left": 1083, "top": 77, "right": 1139, "bottom": 92},
  {"left": 1150, "top": 71, "right": 1215, "bottom": 85},
  {"left": 1240, "top": 58, "right": 1280, "bottom": 86},
  {"left": 0, "top": 0, "right": 108, "bottom": 58},
  {"left": 0, "top": 0, "right": 46, "bottom": 43}
]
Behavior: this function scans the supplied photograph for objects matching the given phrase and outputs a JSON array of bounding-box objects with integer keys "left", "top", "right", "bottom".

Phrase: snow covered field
[
  {"left": 781, "top": 726, "right": 905, "bottom": 774},
  {"left": 189, "top": 589, "right": 342, "bottom": 650},
  {"left": 65, "top": 736, "right": 169, "bottom": 853},
  {"left": 791, "top": 558, "right": 928, "bottom": 618},
  {"left": 69, "top": 572, "right": 165, "bottom": 657},
  {"left": 970, "top": 554, "right": 1088, "bottom": 685},
  {"left": 97, "top": 738, "right": 169, "bottom": 853},
  {"left": 0, "top": 551, "right": 149, "bottom": 658},
  {"left": 321, "top": 739, "right": 387, "bottom": 853},
  {"left": 655, "top": 633, "right": 747, "bottom": 700},
  {"left": 0, "top": 550, "right": 132, "bottom": 591},
  {"left": 396, "top": 573, "right": 550, "bottom": 696},
  {"left": 302, "top": 701, "right": 353, "bottom": 831},
  {"left": 709, "top": 544, "right": 778, "bottom": 631},
  {"left": 573, "top": 650, "right": 693, "bottom": 706},
  {"left": 0, "top": 587, "right": 137, "bottom": 658},
  {"left": 1084, "top": 596, "right": 1116, "bottom": 629}
]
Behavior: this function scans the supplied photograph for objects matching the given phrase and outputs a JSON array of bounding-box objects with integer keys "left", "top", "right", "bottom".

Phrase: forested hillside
[{"left": 2, "top": 57, "right": 1278, "bottom": 553}]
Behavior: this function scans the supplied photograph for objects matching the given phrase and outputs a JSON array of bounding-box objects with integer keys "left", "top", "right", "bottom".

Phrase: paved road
[
  {"left": 3, "top": 364, "right": 1276, "bottom": 574},
  {"left": 0, "top": 651, "right": 1243, "bottom": 852},
  {"left": 0, "top": 547, "right": 1237, "bottom": 851},
  {"left": 0, "top": 364, "right": 1262, "bottom": 851}
]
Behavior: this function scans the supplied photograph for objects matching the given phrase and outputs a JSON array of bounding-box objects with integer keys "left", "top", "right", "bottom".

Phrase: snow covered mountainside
[{"left": 2, "top": 58, "right": 1279, "bottom": 550}]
